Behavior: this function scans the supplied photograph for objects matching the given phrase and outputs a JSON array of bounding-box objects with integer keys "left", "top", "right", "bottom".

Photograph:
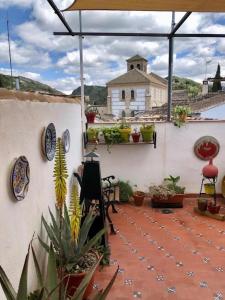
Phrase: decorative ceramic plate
[
  {"left": 221, "top": 176, "right": 225, "bottom": 198},
  {"left": 62, "top": 129, "right": 70, "bottom": 153},
  {"left": 42, "top": 123, "right": 56, "bottom": 161},
  {"left": 194, "top": 136, "right": 220, "bottom": 160},
  {"left": 11, "top": 156, "right": 30, "bottom": 201}
]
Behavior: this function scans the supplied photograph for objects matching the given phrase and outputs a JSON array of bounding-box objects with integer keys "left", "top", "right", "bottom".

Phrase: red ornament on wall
[{"left": 194, "top": 136, "right": 220, "bottom": 161}]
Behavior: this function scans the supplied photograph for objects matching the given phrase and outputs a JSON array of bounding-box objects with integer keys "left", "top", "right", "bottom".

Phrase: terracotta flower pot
[
  {"left": 131, "top": 132, "right": 140, "bottom": 143},
  {"left": 85, "top": 112, "right": 96, "bottom": 123},
  {"left": 63, "top": 271, "right": 95, "bottom": 299},
  {"left": 207, "top": 203, "right": 220, "bottom": 214},
  {"left": 133, "top": 191, "right": 145, "bottom": 206}
]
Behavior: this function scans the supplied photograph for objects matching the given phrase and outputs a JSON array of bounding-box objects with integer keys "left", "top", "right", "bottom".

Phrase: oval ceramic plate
[
  {"left": 194, "top": 136, "right": 220, "bottom": 161},
  {"left": 11, "top": 156, "right": 30, "bottom": 201},
  {"left": 62, "top": 129, "right": 70, "bottom": 153},
  {"left": 221, "top": 176, "right": 225, "bottom": 198},
  {"left": 42, "top": 123, "right": 56, "bottom": 161}
]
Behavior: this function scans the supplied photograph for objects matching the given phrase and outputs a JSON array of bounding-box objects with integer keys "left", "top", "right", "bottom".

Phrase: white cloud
[
  {"left": 0, "top": 34, "right": 52, "bottom": 68},
  {"left": 2, "top": 3, "right": 225, "bottom": 93},
  {"left": 0, "top": 0, "right": 33, "bottom": 8}
]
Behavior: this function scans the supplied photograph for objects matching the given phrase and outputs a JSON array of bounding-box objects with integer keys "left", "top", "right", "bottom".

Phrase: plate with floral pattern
[{"left": 11, "top": 156, "right": 30, "bottom": 201}]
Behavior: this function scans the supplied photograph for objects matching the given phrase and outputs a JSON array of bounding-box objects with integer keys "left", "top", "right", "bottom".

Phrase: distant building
[{"left": 106, "top": 55, "right": 168, "bottom": 116}]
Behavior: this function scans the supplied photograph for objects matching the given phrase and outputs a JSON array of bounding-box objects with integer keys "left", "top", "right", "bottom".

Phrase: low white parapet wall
[{"left": 87, "top": 121, "right": 225, "bottom": 193}]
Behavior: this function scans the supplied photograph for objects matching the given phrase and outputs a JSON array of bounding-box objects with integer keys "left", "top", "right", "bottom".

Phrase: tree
[{"left": 212, "top": 63, "right": 222, "bottom": 92}]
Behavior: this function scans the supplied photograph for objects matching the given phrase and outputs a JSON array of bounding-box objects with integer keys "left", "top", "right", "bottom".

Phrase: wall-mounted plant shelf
[{"left": 84, "top": 131, "right": 157, "bottom": 149}]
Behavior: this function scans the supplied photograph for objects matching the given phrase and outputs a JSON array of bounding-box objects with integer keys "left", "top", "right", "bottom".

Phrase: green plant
[
  {"left": 172, "top": 105, "right": 191, "bottom": 128},
  {"left": 102, "top": 127, "right": 122, "bottom": 152},
  {"left": 149, "top": 184, "right": 175, "bottom": 201},
  {"left": 54, "top": 138, "right": 68, "bottom": 210},
  {"left": 118, "top": 180, "right": 133, "bottom": 202},
  {"left": 140, "top": 124, "right": 155, "bottom": 142},
  {"left": 119, "top": 122, "right": 131, "bottom": 129},
  {"left": 0, "top": 240, "right": 118, "bottom": 300},
  {"left": 0, "top": 241, "right": 59, "bottom": 300},
  {"left": 140, "top": 124, "right": 155, "bottom": 130},
  {"left": 39, "top": 205, "right": 105, "bottom": 273},
  {"left": 164, "top": 175, "right": 185, "bottom": 194}
]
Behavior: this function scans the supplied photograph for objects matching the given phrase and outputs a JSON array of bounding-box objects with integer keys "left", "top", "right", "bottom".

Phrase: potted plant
[
  {"left": 164, "top": 175, "right": 185, "bottom": 207},
  {"left": 118, "top": 180, "right": 133, "bottom": 203},
  {"left": 85, "top": 106, "right": 97, "bottom": 123},
  {"left": 119, "top": 122, "right": 131, "bottom": 143},
  {"left": 172, "top": 105, "right": 191, "bottom": 127},
  {"left": 140, "top": 124, "right": 155, "bottom": 142},
  {"left": 208, "top": 201, "right": 220, "bottom": 214},
  {"left": 149, "top": 184, "right": 176, "bottom": 208},
  {"left": 39, "top": 203, "right": 105, "bottom": 298},
  {"left": 131, "top": 128, "right": 141, "bottom": 143},
  {"left": 39, "top": 138, "right": 106, "bottom": 299},
  {"left": 132, "top": 185, "right": 145, "bottom": 206},
  {"left": 133, "top": 190, "right": 145, "bottom": 206},
  {"left": 102, "top": 126, "right": 122, "bottom": 152},
  {"left": 87, "top": 127, "right": 99, "bottom": 143},
  {"left": 0, "top": 239, "right": 118, "bottom": 300},
  {"left": 197, "top": 198, "right": 208, "bottom": 211}
]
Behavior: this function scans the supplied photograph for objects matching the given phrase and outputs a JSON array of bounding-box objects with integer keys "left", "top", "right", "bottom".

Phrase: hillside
[
  {"left": 72, "top": 85, "right": 107, "bottom": 105},
  {"left": 72, "top": 77, "right": 202, "bottom": 104},
  {"left": 171, "top": 76, "right": 202, "bottom": 97},
  {"left": 0, "top": 73, "right": 63, "bottom": 95}
]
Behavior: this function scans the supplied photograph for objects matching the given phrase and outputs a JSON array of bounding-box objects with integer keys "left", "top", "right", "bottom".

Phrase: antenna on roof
[{"left": 7, "top": 11, "right": 13, "bottom": 89}]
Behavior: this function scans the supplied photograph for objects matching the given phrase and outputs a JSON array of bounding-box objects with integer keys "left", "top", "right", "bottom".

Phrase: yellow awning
[{"left": 64, "top": 0, "right": 225, "bottom": 12}]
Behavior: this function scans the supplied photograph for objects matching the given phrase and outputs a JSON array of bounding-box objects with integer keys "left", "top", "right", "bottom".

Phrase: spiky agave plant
[
  {"left": 69, "top": 182, "right": 82, "bottom": 241},
  {"left": 0, "top": 242, "right": 118, "bottom": 300},
  {"left": 53, "top": 138, "right": 68, "bottom": 210}
]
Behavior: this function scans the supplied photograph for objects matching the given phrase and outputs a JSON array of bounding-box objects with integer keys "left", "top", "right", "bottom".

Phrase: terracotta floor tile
[{"left": 94, "top": 199, "right": 225, "bottom": 299}]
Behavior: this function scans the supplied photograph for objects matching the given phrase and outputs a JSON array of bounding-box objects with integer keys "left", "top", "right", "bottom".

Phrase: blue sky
[{"left": 1, "top": 0, "right": 225, "bottom": 94}]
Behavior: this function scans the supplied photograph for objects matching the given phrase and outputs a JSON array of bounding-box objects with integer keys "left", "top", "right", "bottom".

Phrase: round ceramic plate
[
  {"left": 11, "top": 156, "right": 30, "bottom": 201},
  {"left": 62, "top": 129, "right": 70, "bottom": 153},
  {"left": 43, "top": 123, "right": 56, "bottom": 161},
  {"left": 194, "top": 136, "right": 220, "bottom": 160},
  {"left": 221, "top": 176, "right": 225, "bottom": 198}
]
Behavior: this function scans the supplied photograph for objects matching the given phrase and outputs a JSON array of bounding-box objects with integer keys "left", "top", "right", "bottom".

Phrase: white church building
[{"left": 106, "top": 55, "right": 168, "bottom": 116}]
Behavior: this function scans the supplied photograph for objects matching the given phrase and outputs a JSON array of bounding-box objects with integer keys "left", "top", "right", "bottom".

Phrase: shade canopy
[{"left": 64, "top": 0, "right": 225, "bottom": 12}]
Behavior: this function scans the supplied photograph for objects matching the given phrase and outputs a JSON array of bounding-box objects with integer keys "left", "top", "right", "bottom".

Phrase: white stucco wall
[
  {"left": 0, "top": 99, "right": 82, "bottom": 298},
  {"left": 88, "top": 121, "right": 225, "bottom": 193}
]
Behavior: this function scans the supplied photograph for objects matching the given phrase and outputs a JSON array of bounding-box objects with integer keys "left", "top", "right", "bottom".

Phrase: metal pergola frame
[{"left": 46, "top": 0, "right": 225, "bottom": 121}]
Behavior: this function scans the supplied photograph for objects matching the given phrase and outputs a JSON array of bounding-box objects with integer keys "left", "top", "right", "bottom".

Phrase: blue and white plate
[{"left": 42, "top": 123, "right": 56, "bottom": 161}]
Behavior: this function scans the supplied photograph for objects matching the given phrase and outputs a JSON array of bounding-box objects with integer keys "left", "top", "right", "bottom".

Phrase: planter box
[{"left": 151, "top": 194, "right": 184, "bottom": 208}]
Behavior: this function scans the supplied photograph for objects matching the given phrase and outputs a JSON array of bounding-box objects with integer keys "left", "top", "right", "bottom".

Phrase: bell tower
[{"left": 126, "top": 54, "right": 148, "bottom": 73}]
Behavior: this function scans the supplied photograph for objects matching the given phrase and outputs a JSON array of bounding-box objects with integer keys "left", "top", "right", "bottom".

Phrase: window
[
  {"left": 131, "top": 90, "right": 135, "bottom": 100},
  {"left": 122, "top": 90, "right": 125, "bottom": 100},
  {"left": 130, "top": 64, "right": 134, "bottom": 70},
  {"left": 137, "top": 64, "right": 141, "bottom": 70}
]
